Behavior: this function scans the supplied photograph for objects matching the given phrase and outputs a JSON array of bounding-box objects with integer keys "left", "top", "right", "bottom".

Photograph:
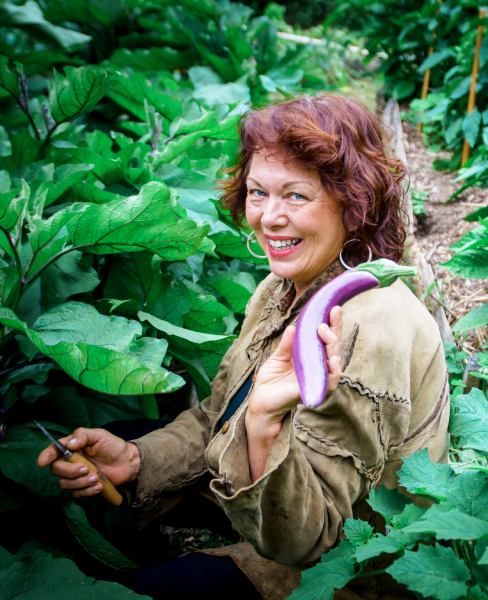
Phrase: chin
[{"left": 269, "top": 263, "right": 300, "bottom": 282}]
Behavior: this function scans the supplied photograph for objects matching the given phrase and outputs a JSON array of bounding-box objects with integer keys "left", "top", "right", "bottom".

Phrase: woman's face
[{"left": 245, "top": 150, "right": 346, "bottom": 295}]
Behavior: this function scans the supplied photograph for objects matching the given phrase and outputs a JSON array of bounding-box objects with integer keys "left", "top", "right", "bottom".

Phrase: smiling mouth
[
  {"left": 268, "top": 238, "right": 302, "bottom": 249},
  {"left": 266, "top": 238, "right": 303, "bottom": 256}
]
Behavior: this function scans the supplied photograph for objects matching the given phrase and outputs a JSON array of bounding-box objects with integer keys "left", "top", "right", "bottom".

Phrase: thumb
[
  {"left": 271, "top": 325, "right": 295, "bottom": 362},
  {"left": 64, "top": 427, "right": 100, "bottom": 452}
]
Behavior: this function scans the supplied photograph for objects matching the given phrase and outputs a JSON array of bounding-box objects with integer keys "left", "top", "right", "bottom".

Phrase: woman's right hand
[{"left": 36, "top": 427, "right": 141, "bottom": 498}]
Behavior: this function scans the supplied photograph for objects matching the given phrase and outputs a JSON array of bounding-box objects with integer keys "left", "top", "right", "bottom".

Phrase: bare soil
[{"left": 402, "top": 120, "right": 487, "bottom": 354}]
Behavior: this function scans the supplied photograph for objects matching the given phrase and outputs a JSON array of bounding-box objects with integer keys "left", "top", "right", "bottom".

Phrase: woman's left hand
[
  {"left": 245, "top": 306, "right": 342, "bottom": 481},
  {"left": 247, "top": 305, "right": 343, "bottom": 426}
]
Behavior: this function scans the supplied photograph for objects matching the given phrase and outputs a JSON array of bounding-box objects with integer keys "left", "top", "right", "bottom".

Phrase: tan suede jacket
[{"left": 130, "top": 260, "right": 450, "bottom": 600}]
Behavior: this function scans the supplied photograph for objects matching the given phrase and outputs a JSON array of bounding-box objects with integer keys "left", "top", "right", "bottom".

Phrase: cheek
[{"left": 245, "top": 201, "right": 260, "bottom": 228}]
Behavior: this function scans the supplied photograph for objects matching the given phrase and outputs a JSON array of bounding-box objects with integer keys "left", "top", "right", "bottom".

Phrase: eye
[
  {"left": 289, "top": 192, "right": 307, "bottom": 201},
  {"left": 248, "top": 188, "right": 267, "bottom": 199}
]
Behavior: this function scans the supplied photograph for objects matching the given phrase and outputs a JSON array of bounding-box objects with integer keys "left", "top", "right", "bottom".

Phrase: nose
[{"left": 260, "top": 195, "right": 288, "bottom": 229}]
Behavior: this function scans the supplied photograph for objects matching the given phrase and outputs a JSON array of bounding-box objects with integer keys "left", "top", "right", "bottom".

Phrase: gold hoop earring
[
  {"left": 246, "top": 231, "right": 267, "bottom": 259},
  {"left": 339, "top": 238, "right": 372, "bottom": 270}
]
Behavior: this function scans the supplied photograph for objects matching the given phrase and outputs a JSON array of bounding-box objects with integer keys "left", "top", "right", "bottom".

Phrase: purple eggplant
[{"left": 292, "top": 259, "right": 416, "bottom": 408}]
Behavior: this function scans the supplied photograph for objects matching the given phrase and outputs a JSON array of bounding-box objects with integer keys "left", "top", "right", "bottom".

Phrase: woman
[{"left": 37, "top": 94, "right": 449, "bottom": 599}]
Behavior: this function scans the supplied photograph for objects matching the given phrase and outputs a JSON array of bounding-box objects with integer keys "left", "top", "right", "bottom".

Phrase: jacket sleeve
[
  {"left": 207, "top": 282, "right": 448, "bottom": 566},
  {"left": 128, "top": 337, "right": 237, "bottom": 515}
]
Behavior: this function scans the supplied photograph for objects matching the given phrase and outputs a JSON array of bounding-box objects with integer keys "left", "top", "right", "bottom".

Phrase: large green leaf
[
  {"left": 402, "top": 504, "right": 488, "bottom": 540},
  {"left": 158, "top": 166, "right": 220, "bottom": 225},
  {"left": 0, "top": 179, "right": 29, "bottom": 232},
  {"left": 26, "top": 203, "right": 87, "bottom": 279},
  {"left": 106, "top": 70, "right": 182, "bottom": 121},
  {"left": 0, "top": 304, "right": 184, "bottom": 396},
  {"left": 36, "top": 163, "right": 93, "bottom": 208},
  {"left": 208, "top": 271, "right": 256, "bottom": 313},
  {"left": 139, "top": 310, "right": 235, "bottom": 395},
  {"left": 66, "top": 181, "right": 213, "bottom": 260},
  {"left": 397, "top": 449, "right": 456, "bottom": 501},
  {"left": 0, "top": 541, "right": 150, "bottom": 599},
  {"left": 0, "top": 1, "right": 91, "bottom": 48},
  {"left": 209, "top": 222, "right": 265, "bottom": 261},
  {"left": 443, "top": 249, "right": 488, "bottom": 278},
  {"left": 354, "top": 532, "right": 405, "bottom": 563},
  {"left": 390, "top": 503, "right": 426, "bottom": 529},
  {"left": 41, "top": 0, "right": 127, "bottom": 27},
  {"left": 62, "top": 502, "right": 137, "bottom": 570},
  {"left": 386, "top": 544, "right": 470, "bottom": 600},
  {"left": 192, "top": 80, "right": 251, "bottom": 107},
  {"left": 288, "top": 542, "right": 356, "bottom": 600},
  {"left": 169, "top": 110, "right": 218, "bottom": 137},
  {"left": 418, "top": 48, "right": 454, "bottom": 73},
  {"left": 109, "top": 47, "right": 192, "bottom": 72},
  {"left": 448, "top": 471, "right": 488, "bottom": 520},
  {"left": 182, "top": 287, "right": 235, "bottom": 335},
  {"left": 50, "top": 66, "right": 110, "bottom": 123},
  {"left": 0, "top": 55, "right": 21, "bottom": 99},
  {"left": 103, "top": 253, "right": 165, "bottom": 315},
  {"left": 2, "top": 131, "right": 40, "bottom": 176},
  {"left": 139, "top": 310, "right": 232, "bottom": 346},
  {"left": 463, "top": 108, "right": 482, "bottom": 148},
  {"left": 450, "top": 388, "right": 488, "bottom": 452},
  {"left": 452, "top": 303, "right": 488, "bottom": 332},
  {"left": 40, "top": 251, "right": 100, "bottom": 309},
  {"left": 153, "top": 131, "right": 209, "bottom": 166},
  {"left": 367, "top": 485, "right": 410, "bottom": 523},
  {"left": 0, "top": 425, "right": 62, "bottom": 497}
]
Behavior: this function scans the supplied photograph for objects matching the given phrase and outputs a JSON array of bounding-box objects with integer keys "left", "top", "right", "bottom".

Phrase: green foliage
[
  {"left": 386, "top": 544, "right": 471, "bottom": 600},
  {"left": 411, "top": 188, "right": 429, "bottom": 217},
  {"left": 0, "top": 541, "right": 150, "bottom": 599},
  {"left": 292, "top": 445, "right": 488, "bottom": 599},
  {"left": 0, "top": 0, "right": 356, "bottom": 594},
  {"left": 326, "top": 0, "right": 488, "bottom": 194},
  {"left": 443, "top": 219, "right": 488, "bottom": 279}
]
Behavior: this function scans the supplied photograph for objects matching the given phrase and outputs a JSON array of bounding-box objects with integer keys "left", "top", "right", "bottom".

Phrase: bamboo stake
[
  {"left": 417, "top": 47, "right": 433, "bottom": 133},
  {"left": 461, "top": 8, "right": 486, "bottom": 166}
]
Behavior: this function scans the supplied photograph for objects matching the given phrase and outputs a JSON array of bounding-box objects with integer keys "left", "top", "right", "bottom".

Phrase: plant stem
[
  {"left": 42, "top": 122, "right": 61, "bottom": 151},
  {"left": 24, "top": 241, "right": 152, "bottom": 288},
  {"left": 18, "top": 73, "right": 42, "bottom": 141},
  {"left": 0, "top": 227, "right": 23, "bottom": 282},
  {"left": 139, "top": 395, "right": 160, "bottom": 419},
  {"left": 23, "top": 244, "right": 82, "bottom": 287}
]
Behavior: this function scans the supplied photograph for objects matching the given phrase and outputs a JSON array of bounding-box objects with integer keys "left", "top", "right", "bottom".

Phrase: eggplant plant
[{"left": 0, "top": 0, "right": 355, "bottom": 593}]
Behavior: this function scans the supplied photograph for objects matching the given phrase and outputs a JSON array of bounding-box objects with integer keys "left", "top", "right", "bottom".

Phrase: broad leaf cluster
[
  {"left": 290, "top": 446, "right": 488, "bottom": 600},
  {"left": 326, "top": 0, "right": 488, "bottom": 192},
  {"left": 0, "top": 0, "right": 355, "bottom": 594}
]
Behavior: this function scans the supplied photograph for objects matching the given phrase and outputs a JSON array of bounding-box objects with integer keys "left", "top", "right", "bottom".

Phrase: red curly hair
[{"left": 219, "top": 93, "right": 408, "bottom": 265}]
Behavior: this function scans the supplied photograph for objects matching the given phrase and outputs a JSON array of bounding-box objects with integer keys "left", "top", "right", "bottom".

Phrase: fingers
[
  {"left": 318, "top": 306, "right": 343, "bottom": 393},
  {"left": 270, "top": 325, "right": 295, "bottom": 362},
  {"left": 327, "top": 354, "right": 342, "bottom": 391},
  {"left": 60, "top": 426, "right": 95, "bottom": 452},
  {"left": 37, "top": 450, "right": 104, "bottom": 498},
  {"left": 36, "top": 427, "right": 105, "bottom": 498},
  {"left": 58, "top": 471, "right": 103, "bottom": 497},
  {"left": 37, "top": 443, "right": 60, "bottom": 468},
  {"left": 329, "top": 305, "right": 343, "bottom": 336},
  {"left": 37, "top": 426, "right": 89, "bottom": 468}
]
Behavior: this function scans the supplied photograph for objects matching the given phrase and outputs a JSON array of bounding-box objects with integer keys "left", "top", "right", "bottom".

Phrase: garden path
[{"left": 402, "top": 120, "right": 487, "bottom": 354}]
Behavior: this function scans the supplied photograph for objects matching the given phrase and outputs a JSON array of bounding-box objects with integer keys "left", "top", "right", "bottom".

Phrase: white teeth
[{"left": 269, "top": 238, "right": 301, "bottom": 248}]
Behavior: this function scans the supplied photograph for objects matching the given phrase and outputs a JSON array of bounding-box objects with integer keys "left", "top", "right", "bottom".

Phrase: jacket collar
[{"left": 245, "top": 259, "right": 345, "bottom": 367}]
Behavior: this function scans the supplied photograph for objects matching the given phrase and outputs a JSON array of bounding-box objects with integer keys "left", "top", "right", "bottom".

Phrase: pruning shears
[{"left": 35, "top": 420, "right": 123, "bottom": 506}]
